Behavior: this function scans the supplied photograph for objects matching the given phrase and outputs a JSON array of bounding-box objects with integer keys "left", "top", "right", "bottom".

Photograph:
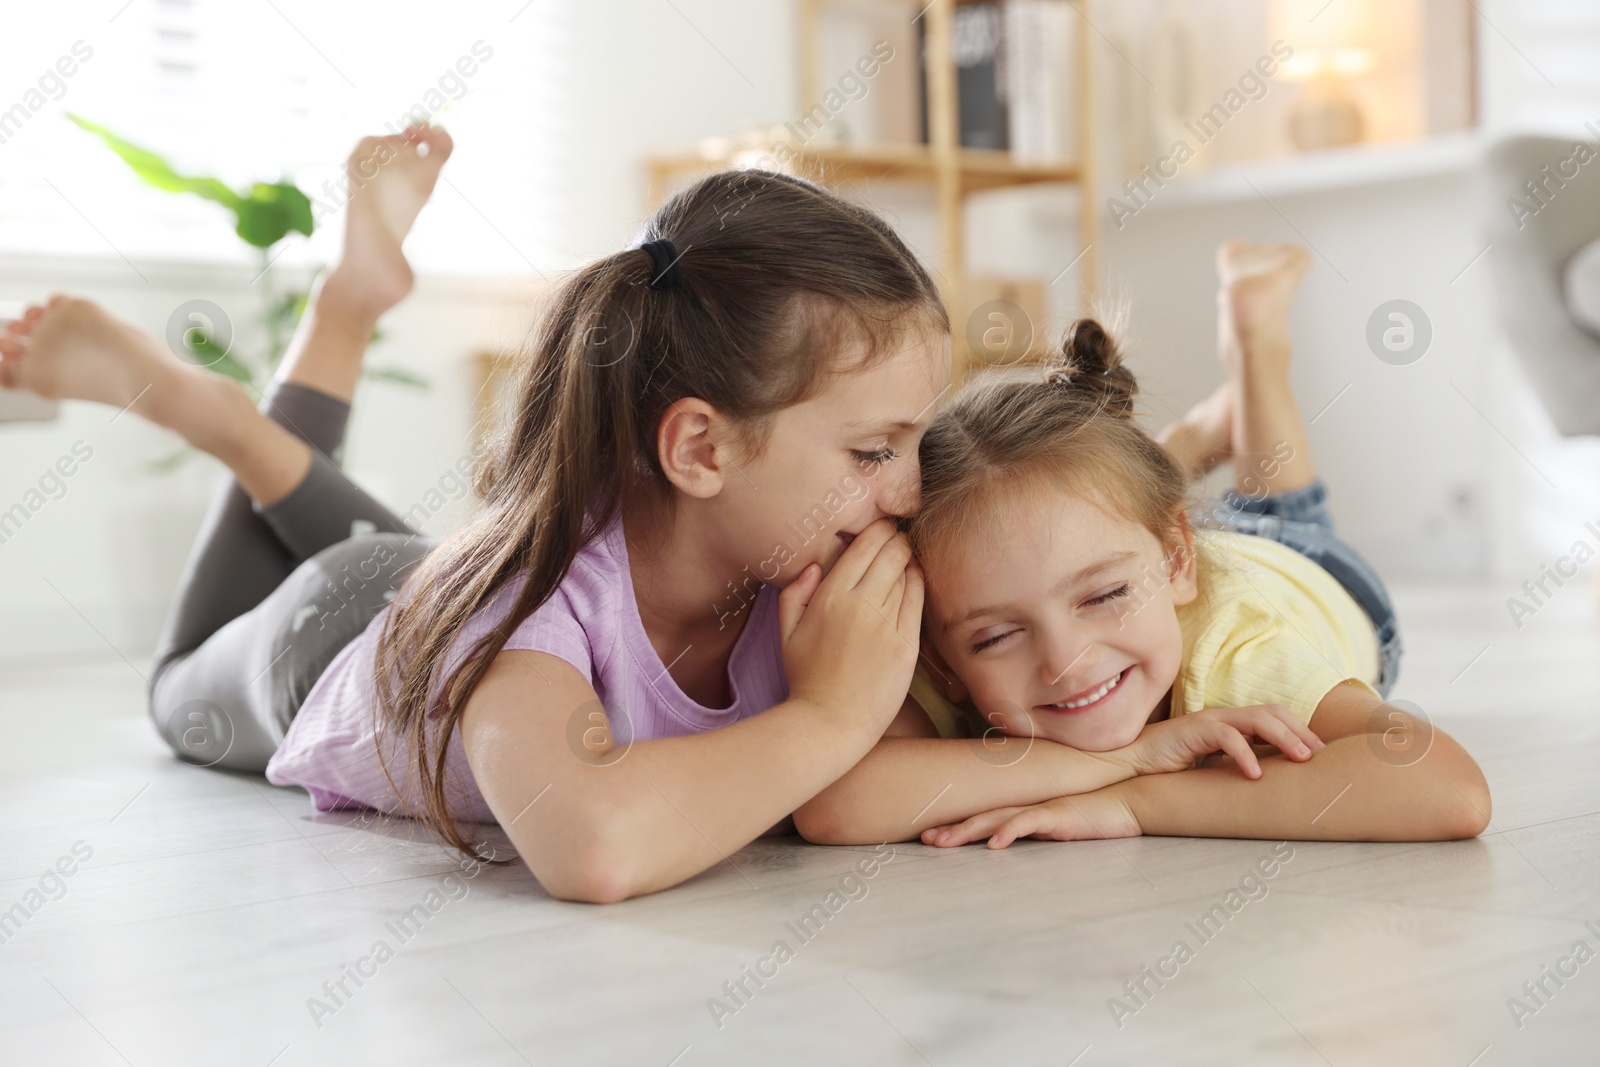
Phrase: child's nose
[{"left": 1040, "top": 638, "right": 1096, "bottom": 689}]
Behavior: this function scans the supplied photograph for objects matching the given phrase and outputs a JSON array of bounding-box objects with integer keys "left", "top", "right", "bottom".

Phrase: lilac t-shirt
[{"left": 265, "top": 518, "right": 789, "bottom": 822}]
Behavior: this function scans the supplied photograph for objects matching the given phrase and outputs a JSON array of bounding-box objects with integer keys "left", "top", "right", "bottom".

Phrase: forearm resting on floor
[
  {"left": 1119, "top": 686, "right": 1490, "bottom": 841},
  {"left": 794, "top": 728, "right": 1135, "bottom": 845}
]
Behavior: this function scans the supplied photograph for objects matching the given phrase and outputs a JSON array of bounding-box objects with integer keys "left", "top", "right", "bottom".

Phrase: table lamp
[{"left": 1271, "top": 0, "right": 1377, "bottom": 150}]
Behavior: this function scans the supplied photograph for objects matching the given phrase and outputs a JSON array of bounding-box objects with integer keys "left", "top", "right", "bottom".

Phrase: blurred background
[{"left": 1, "top": 0, "right": 1596, "bottom": 667}]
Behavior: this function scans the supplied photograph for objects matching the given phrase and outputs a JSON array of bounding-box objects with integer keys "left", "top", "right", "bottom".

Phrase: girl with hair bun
[{"left": 798, "top": 241, "right": 1489, "bottom": 849}]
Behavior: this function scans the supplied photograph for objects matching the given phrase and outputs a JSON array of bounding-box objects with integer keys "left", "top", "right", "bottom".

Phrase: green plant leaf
[
  {"left": 205, "top": 348, "right": 258, "bottom": 384},
  {"left": 267, "top": 289, "right": 309, "bottom": 330},
  {"left": 146, "top": 445, "right": 199, "bottom": 473},
  {"left": 67, "top": 113, "right": 239, "bottom": 209},
  {"left": 68, "top": 114, "right": 315, "bottom": 247},
  {"left": 234, "top": 181, "right": 315, "bottom": 247},
  {"left": 363, "top": 364, "right": 430, "bottom": 389},
  {"left": 182, "top": 329, "right": 256, "bottom": 384}
]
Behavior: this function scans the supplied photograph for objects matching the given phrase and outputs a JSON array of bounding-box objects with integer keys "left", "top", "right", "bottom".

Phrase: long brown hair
[
  {"left": 374, "top": 170, "right": 947, "bottom": 858},
  {"left": 910, "top": 318, "right": 1190, "bottom": 567}
]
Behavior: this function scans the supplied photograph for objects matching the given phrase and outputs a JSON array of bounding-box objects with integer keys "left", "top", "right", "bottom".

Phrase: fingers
[
  {"left": 821, "top": 518, "right": 899, "bottom": 590},
  {"left": 825, "top": 521, "right": 915, "bottom": 604},
  {"left": 1211, "top": 723, "right": 1263, "bottom": 779},
  {"left": 1249, "top": 712, "right": 1316, "bottom": 761},
  {"left": 1271, "top": 705, "right": 1324, "bottom": 750},
  {"left": 896, "top": 561, "right": 925, "bottom": 640},
  {"left": 853, "top": 532, "right": 913, "bottom": 605},
  {"left": 777, "top": 563, "right": 822, "bottom": 642},
  {"left": 989, "top": 810, "right": 1046, "bottom": 849},
  {"left": 1220, "top": 705, "right": 1321, "bottom": 760},
  {"left": 921, "top": 807, "right": 1022, "bottom": 847}
]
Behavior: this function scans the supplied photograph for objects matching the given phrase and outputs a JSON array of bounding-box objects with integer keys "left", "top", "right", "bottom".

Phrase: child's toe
[{"left": 423, "top": 126, "right": 453, "bottom": 160}]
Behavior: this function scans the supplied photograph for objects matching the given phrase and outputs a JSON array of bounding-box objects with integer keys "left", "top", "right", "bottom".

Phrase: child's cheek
[{"left": 1142, "top": 605, "right": 1186, "bottom": 694}]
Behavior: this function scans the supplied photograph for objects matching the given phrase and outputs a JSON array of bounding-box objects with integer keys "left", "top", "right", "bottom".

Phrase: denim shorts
[{"left": 1191, "top": 479, "right": 1401, "bottom": 697}]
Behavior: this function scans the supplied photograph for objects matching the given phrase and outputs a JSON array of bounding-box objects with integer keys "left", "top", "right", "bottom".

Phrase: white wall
[
  {"left": 967, "top": 0, "right": 1600, "bottom": 585},
  {"left": 0, "top": 256, "right": 537, "bottom": 663},
  {"left": 1093, "top": 156, "right": 1499, "bottom": 579},
  {"left": 0, "top": 0, "right": 807, "bottom": 667},
  {"left": 7, "top": 0, "right": 1600, "bottom": 669},
  {"left": 550, "top": 0, "right": 797, "bottom": 257}
]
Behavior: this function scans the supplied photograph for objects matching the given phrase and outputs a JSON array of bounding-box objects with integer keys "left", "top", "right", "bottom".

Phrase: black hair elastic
[{"left": 640, "top": 238, "right": 681, "bottom": 291}]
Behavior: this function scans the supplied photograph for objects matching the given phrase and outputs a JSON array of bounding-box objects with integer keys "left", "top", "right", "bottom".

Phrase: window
[{"left": 0, "top": 0, "right": 573, "bottom": 276}]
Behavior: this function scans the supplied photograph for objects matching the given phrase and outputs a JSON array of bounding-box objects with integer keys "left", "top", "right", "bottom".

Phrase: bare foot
[
  {"left": 1215, "top": 240, "right": 1312, "bottom": 376},
  {"left": 1214, "top": 240, "right": 1320, "bottom": 498},
  {"left": 0, "top": 295, "right": 251, "bottom": 453},
  {"left": 1158, "top": 382, "right": 1234, "bottom": 482},
  {"left": 322, "top": 125, "right": 453, "bottom": 319}
]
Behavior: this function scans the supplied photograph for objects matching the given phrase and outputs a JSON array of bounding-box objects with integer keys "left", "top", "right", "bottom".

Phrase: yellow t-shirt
[{"left": 911, "top": 528, "right": 1382, "bottom": 738}]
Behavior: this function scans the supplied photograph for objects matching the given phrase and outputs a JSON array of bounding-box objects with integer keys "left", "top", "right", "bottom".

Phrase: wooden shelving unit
[
  {"left": 645, "top": 0, "right": 1098, "bottom": 377},
  {"left": 647, "top": 143, "right": 1081, "bottom": 199}
]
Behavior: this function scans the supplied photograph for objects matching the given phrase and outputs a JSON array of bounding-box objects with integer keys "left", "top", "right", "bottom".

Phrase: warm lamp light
[
  {"left": 1281, "top": 48, "right": 1376, "bottom": 80},
  {"left": 1271, "top": 0, "right": 1377, "bottom": 150}
]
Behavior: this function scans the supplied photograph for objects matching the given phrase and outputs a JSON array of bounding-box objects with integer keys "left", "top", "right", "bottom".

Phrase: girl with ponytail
[
  {"left": 798, "top": 242, "right": 1490, "bottom": 850},
  {"left": 1, "top": 130, "right": 949, "bottom": 901}
]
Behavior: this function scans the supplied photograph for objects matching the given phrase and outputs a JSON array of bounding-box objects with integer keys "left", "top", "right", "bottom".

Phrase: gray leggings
[{"left": 148, "top": 381, "right": 439, "bottom": 773}]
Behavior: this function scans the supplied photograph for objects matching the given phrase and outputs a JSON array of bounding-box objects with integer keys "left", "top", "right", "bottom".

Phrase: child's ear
[
  {"left": 920, "top": 632, "right": 968, "bottom": 702},
  {"left": 657, "top": 397, "right": 727, "bottom": 498},
  {"left": 1166, "top": 508, "right": 1200, "bottom": 607}
]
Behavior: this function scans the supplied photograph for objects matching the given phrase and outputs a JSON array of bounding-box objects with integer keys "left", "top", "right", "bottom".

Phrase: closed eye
[
  {"left": 970, "top": 629, "right": 1017, "bottom": 655},
  {"left": 968, "top": 583, "right": 1131, "bottom": 654},
  {"left": 852, "top": 446, "right": 898, "bottom": 467},
  {"left": 1085, "top": 583, "right": 1131, "bottom": 607}
]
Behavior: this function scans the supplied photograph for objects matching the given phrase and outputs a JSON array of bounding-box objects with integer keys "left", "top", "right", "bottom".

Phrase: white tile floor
[{"left": 2, "top": 581, "right": 1597, "bottom": 1066}]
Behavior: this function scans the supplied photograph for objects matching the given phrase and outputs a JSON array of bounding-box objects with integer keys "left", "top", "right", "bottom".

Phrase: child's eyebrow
[
  {"left": 950, "top": 550, "right": 1141, "bottom": 626},
  {"left": 846, "top": 416, "right": 922, "bottom": 432}
]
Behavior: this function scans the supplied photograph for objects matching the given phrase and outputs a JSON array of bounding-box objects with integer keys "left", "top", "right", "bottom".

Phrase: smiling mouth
[{"left": 1038, "top": 668, "right": 1130, "bottom": 713}]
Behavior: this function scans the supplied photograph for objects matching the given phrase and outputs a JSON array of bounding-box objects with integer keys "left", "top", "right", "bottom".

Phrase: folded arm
[
  {"left": 1122, "top": 684, "right": 1489, "bottom": 840},
  {"left": 791, "top": 699, "right": 1137, "bottom": 845},
  {"left": 927, "top": 683, "right": 1491, "bottom": 847},
  {"left": 792, "top": 699, "right": 1321, "bottom": 845},
  {"left": 462, "top": 651, "right": 888, "bottom": 903}
]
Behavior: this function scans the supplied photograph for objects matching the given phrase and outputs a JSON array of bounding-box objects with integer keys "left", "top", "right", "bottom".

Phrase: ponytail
[{"left": 373, "top": 169, "right": 947, "bottom": 859}]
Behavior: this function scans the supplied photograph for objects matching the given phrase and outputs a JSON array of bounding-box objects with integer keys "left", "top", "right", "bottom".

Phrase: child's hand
[
  {"left": 1117, "top": 705, "right": 1324, "bottom": 779},
  {"left": 778, "top": 519, "right": 924, "bottom": 735},
  {"left": 921, "top": 790, "right": 1141, "bottom": 849}
]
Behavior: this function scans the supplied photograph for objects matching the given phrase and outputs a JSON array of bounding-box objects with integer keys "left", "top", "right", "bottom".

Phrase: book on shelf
[
  {"left": 917, "top": 0, "right": 1075, "bottom": 163},
  {"left": 1004, "top": 0, "right": 1075, "bottom": 163},
  {"left": 920, "top": 1, "right": 1010, "bottom": 151}
]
